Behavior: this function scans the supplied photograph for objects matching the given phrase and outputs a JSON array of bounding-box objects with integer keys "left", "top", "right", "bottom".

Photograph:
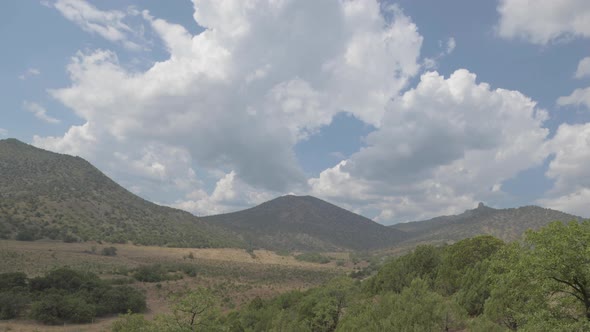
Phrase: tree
[
  {"left": 297, "top": 277, "right": 357, "bottom": 332},
  {"left": 436, "top": 235, "right": 504, "bottom": 295},
  {"left": 339, "top": 278, "right": 466, "bottom": 331},
  {"left": 365, "top": 245, "right": 441, "bottom": 294},
  {"left": 486, "top": 221, "right": 590, "bottom": 330},
  {"left": 525, "top": 221, "right": 590, "bottom": 320},
  {"left": 155, "top": 287, "right": 222, "bottom": 332}
]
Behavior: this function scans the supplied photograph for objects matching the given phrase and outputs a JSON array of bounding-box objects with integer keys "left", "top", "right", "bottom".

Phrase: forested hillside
[{"left": 0, "top": 139, "right": 244, "bottom": 248}]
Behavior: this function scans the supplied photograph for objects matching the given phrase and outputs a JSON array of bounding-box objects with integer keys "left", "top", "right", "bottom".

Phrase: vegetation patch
[
  {"left": 131, "top": 263, "right": 198, "bottom": 282},
  {"left": 295, "top": 252, "right": 332, "bottom": 264},
  {"left": 0, "top": 267, "right": 146, "bottom": 325},
  {"left": 111, "top": 220, "right": 590, "bottom": 331}
]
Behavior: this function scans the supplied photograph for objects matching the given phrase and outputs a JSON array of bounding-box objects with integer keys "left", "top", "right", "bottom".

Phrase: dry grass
[
  {"left": 0, "top": 240, "right": 353, "bottom": 332},
  {"left": 0, "top": 240, "right": 344, "bottom": 275}
]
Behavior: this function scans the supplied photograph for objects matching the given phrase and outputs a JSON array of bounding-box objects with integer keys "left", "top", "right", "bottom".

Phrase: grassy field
[{"left": 0, "top": 240, "right": 353, "bottom": 332}]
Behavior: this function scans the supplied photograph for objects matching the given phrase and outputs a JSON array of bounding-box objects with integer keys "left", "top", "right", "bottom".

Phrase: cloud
[
  {"left": 538, "top": 189, "right": 590, "bottom": 218},
  {"left": 558, "top": 87, "right": 590, "bottom": 109},
  {"left": 0, "top": 128, "right": 7, "bottom": 136},
  {"left": 23, "top": 101, "right": 61, "bottom": 124},
  {"left": 497, "top": 0, "right": 590, "bottom": 44},
  {"left": 35, "top": 0, "right": 423, "bottom": 214},
  {"left": 310, "top": 69, "right": 550, "bottom": 223},
  {"left": 557, "top": 58, "right": 590, "bottom": 111},
  {"left": 423, "top": 37, "right": 456, "bottom": 70},
  {"left": 52, "top": 0, "right": 145, "bottom": 50},
  {"left": 171, "top": 171, "right": 278, "bottom": 216},
  {"left": 538, "top": 123, "right": 590, "bottom": 217},
  {"left": 18, "top": 68, "right": 40, "bottom": 80},
  {"left": 445, "top": 37, "right": 456, "bottom": 54},
  {"left": 575, "top": 57, "right": 590, "bottom": 78}
]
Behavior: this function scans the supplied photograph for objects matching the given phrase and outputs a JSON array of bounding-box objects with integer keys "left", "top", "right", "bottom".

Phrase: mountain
[
  {"left": 6, "top": 138, "right": 576, "bottom": 252},
  {"left": 203, "top": 195, "right": 407, "bottom": 251},
  {"left": 0, "top": 138, "right": 244, "bottom": 248},
  {"left": 390, "top": 202, "right": 582, "bottom": 244}
]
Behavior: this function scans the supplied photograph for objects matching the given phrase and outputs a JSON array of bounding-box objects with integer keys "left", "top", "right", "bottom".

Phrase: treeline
[
  {"left": 0, "top": 268, "right": 146, "bottom": 324},
  {"left": 113, "top": 220, "right": 590, "bottom": 331}
]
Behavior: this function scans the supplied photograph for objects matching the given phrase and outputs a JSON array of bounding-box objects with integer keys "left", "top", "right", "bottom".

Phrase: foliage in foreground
[{"left": 111, "top": 220, "right": 590, "bottom": 331}]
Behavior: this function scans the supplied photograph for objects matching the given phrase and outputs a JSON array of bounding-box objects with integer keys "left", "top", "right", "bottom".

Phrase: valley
[
  {"left": 1, "top": 138, "right": 588, "bottom": 331},
  {"left": 0, "top": 240, "right": 350, "bottom": 332}
]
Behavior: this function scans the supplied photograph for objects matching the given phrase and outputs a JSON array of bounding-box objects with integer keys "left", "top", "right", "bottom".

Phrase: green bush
[
  {"left": 0, "top": 291, "right": 30, "bottom": 319},
  {"left": 295, "top": 253, "right": 331, "bottom": 264},
  {"left": 132, "top": 263, "right": 195, "bottom": 282},
  {"left": 94, "top": 286, "right": 146, "bottom": 315},
  {"left": 4, "top": 268, "right": 149, "bottom": 325},
  {"left": 15, "top": 229, "right": 36, "bottom": 241},
  {"left": 63, "top": 233, "right": 79, "bottom": 243},
  {"left": 30, "top": 267, "right": 101, "bottom": 292},
  {"left": 101, "top": 246, "right": 118, "bottom": 256},
  {"left": 30, "top": 293, "right": 96, "bottom": 324},
  {"left": 133, "top": 264, "right": 168, "bottom": 282},
  {"left": 112, "top": 312, "right": 156, "bottom": 332},
  {"left": 0, "top": 272, "right": 28, "bottom": 291}
]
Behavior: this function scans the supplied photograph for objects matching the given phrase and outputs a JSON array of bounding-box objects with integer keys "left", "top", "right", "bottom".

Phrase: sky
[{"left": 2, "top": 0, "right": 590, "bottom": 224}]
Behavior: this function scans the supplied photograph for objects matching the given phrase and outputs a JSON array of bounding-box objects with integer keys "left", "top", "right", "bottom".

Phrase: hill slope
[
  {"left": 0, "top": 138, "right": 244, "bottom": 248},
  {"left": 203, "top": 195, "right": 407, "bottom": 251},
  {"left": 390, "top": 202, "right": 581, "bottom": 244}
]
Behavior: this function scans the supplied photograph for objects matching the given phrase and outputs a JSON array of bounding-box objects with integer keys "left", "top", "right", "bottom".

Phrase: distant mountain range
[
  {"left": 389, "top": 202, "right": 582, "bottom": 245},
  {"left": 0, "top": 139, "right": 404, "bottom": 251},
  {"left": 0, "top": 138, "right": 584, "bottom": 251},
  {"left": 202, "top": 195, "right": 406, "bottom": 251}
]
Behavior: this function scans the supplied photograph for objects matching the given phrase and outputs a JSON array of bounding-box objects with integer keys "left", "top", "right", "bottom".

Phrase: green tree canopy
[{"left": 486, "top": 221, "right": 590, "bottom": 330}]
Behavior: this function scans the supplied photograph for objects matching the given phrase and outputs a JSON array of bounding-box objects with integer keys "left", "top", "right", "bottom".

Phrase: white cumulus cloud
[
  {"left": 497, "top": 0, "right": 590, "bottom": 44},
  {"left": 53, "top": 0, "right": 146, "bottom": 50},
  {"left": 23, "top": 101, "right": 61, "bottom": 124},
  {"left": 538, "top": 123, "right": 590, "bottom": 217},
  {"left": 558, "top": 87, "right": 590, "bottom": 109},
  {"left": 575, "top": 57, "right": 590, "bottom": 78},
  {"left": 19, "top": 68, "right": 41, "bottom": 80},
  {"left": 35, "top": 0, "right": 423, "bottom": 215},
  {"left": 310, "top": 69, "right": 550, "bottom": 223}
]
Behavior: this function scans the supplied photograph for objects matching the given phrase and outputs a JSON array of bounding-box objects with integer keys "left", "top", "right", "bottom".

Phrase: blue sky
[{"left": 2, "top": 0, "right": 590, "bottom": 223}]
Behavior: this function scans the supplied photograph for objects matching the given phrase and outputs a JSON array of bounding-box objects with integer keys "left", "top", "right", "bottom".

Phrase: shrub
[
  {"left": 0, "top": 272, "right": 28, "bottom": 291},
  {"left": 30, "top": 293, "right": 96, "bottom": 324},
  {"left": 0, "top": 291, "right": 30, "bottom": 319},
  {"left": 101, "top": 246, "right": 118, "bottom": 256},
  {"left": 133, "top": 265, "right": 168, "bottom": 282},
  {"left": 112, "top": 312, "right": 155, "bottom": 332},
  {"left": 295, "top": 252, "right": 331, "bottom": 264},
  {"left": 132, "top": 264, "right": 194, "bottom": 282},
  {"left": 16, "top": 229, "right": 36, "bottom": 241},
  {"left": 94, "top": 286, "right": 146, "bottom": 315},
  {"left": 24, "top": 268, "right": 147, "bottom": 324},
  {"left": 30, "top": 267, "right": 101, "bottom": 293},
  {"left": 63, "top": 233, "right": 79, "bottom": 243}
]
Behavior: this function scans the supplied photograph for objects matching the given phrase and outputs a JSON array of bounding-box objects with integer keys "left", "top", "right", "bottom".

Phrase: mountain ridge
[
  {"left": 1, "top": 138, "right": 584, "bottom": 252},
  {"left": 0, "top": 138, "right": 244, "bottom": 247},
  {"left": 389, "top": 202, "right": 582, "bottom": 244},
  {"left": 203, "top": 195, "right": 407, "bottom": 251}
]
